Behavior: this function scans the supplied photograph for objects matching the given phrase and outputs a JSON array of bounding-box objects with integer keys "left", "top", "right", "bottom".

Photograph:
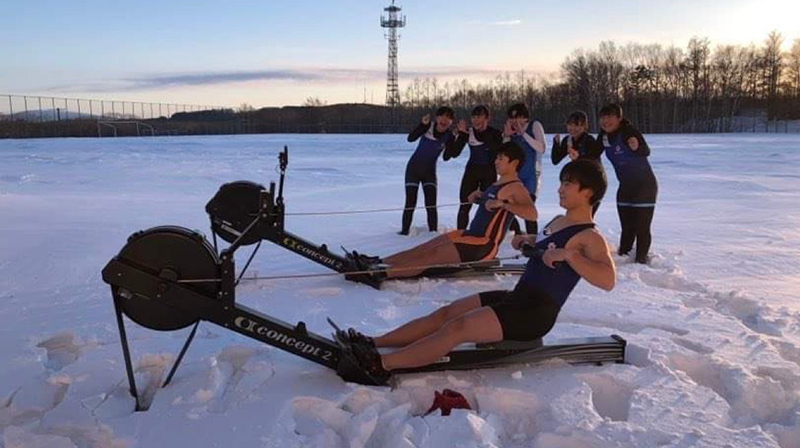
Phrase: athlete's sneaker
[
  {"left": 331, "top": 326, "right": 375, "bottom": 348},
  {"left": 343, "top": 248, "right": 383, "bottom": 269},
  {"left": 346, "top": 328, "right": 376, "bottom": 348},
  {"left": 344, "top": 270, "right": 385, "bottom": 289},
  {"left": 356, "top": 251, "right": 383, "bottom": 266},
  {"left": 350, "top": 339, "right": 391, "bottom": 385}
]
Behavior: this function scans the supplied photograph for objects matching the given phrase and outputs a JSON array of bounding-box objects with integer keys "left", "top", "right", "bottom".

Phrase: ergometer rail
[{"left": 100, "top": 146, "right": 626, "bottom": 412}]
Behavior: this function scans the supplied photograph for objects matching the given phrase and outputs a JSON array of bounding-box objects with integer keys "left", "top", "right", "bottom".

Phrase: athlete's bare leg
[
  {"left": 380, "top": 307, "right": 503, "bottom": 370},
  {"left": 383, "top": 238, "right": 461, "bottom": 278},
  {"left": 373, "top": 295, "right": 482, "bottom": 348}
]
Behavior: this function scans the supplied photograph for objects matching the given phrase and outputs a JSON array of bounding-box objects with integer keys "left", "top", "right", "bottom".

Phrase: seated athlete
[
  {"left": 345, "top": 142, "right": 535, "bottom": 286},
  {"left": 339, "top": 159, "right": 615, "bottom": 383}
]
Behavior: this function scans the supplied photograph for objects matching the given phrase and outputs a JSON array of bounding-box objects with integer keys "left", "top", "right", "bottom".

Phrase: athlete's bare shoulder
[
  {"left": 503, "top": 180, "right": 533, "bottom": 201},
  {"left": 575, "top": 225, "right": 613, "bottom": 264},
  {"left": 544, "top": 214, "right": 566, "bottom": 229}
]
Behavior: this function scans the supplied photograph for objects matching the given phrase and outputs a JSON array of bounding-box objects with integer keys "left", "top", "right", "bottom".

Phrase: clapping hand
[
  {"left": 566, "top": 137, "right": 579, "bottom": 160},
  {"left": 457, "top": 119, "right": 467, "bottom": 134},
  {"left": 503, "top": 119, "right": 516, "bottom": 137}
]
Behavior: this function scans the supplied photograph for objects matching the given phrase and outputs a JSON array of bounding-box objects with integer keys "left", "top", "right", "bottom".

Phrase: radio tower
[{"left": 381, "top": 0, "right": 405, "bottom": 109}]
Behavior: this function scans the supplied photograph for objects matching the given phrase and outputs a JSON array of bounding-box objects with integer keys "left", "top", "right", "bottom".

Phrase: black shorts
[
  {"left": 404, "top": 162, "right": 437, "bottom": 188},
  {"left": 454, "top": 241, "right": 494, "bottom": 262},
  {"left": 479, "top": 285, "right": 560, "bottom": 341}
]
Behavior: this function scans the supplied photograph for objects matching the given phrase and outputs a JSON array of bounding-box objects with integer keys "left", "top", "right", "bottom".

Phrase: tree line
[{"left": 398, "top": 32, "right": 800, "bottom": 133}]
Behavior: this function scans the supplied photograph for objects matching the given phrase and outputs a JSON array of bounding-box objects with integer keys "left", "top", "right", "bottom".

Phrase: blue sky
[{"left": 1, "top": 0, "right": 798, "bottom": 107}]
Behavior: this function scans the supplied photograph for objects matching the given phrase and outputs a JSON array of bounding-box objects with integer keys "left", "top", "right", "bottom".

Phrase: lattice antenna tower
[{"left": 381, "top": 0, "right": 406, "bottom": 108}]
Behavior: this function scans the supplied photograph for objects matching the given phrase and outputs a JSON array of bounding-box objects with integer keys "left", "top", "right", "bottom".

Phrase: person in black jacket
[
  {"left": 444, "top": 105, "right": 504, "bottom": 229},
  {"left": 597, "top": 103, "right": 658, "bottom": 264},
  {"left": 551, "top": 111, "right": 604, "bottom": 216},
  {"left": 551, "top": 111, "right": 603, "bottom": 164},
  {"left": 401, "top": 106, "right": 468, "bottom": 235}
]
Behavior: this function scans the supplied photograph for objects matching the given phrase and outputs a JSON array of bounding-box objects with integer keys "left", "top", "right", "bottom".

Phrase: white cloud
[{"left": 489, "top": 20, "right": 522, "bottom": 26}]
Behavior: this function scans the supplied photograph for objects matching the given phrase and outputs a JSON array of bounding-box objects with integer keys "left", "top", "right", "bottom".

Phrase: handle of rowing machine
[
  {"left": 521, "top": 244, "right": 562, "bottom": 268},
  {"left": 277, "top": 146, "right": 288, "bottom": 204}
]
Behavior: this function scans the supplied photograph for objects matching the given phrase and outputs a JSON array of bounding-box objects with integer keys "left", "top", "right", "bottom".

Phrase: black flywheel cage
[
  {"left": 115, "top": 226, "right": 220, "bottom": 331},
  {"left": 205, "top": 180, "right": 266, "bottom": 246}
]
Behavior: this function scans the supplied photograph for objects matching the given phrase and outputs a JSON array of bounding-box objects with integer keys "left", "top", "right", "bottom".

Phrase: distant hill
[{"left": 9, "top": 109, "right": 94, "bottom": 122}]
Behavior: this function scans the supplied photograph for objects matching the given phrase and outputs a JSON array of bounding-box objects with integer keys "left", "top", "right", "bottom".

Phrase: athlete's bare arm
[
  {"left": 502, "top": 183, "right": 537, "bottom": 222},
  {"left": 485, "top": 183, "right": 537, "bottom": 222}
]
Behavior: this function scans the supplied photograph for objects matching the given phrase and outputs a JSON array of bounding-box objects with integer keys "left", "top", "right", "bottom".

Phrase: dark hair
[
  {"left": 559, "top": 159, "right": 607, "bottom": 205},
  {"left": 598, "top": 103, "right": 623, "bottom": 118},
  {"left": 471, "top": 105, "right": 490, "bottom": 117},
  {"left": 507, "top": 103, "right": 529, "bottom": 119},
  {"left": 496, "top": 141, "right": 525, "bottom": 172},
  {"left": 566, "top": 110, "right": 588, "bottom": 125},
  {"left": 435, "top": 106, "right": 455, "bottom": 119}
]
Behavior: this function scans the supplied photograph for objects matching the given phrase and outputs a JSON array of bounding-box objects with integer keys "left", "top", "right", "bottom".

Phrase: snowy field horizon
[{"left": 1, "top": 133, "right": 799, "bottom": 447}]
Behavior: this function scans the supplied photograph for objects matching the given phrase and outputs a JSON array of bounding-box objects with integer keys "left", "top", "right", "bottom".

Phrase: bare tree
[
  {"left": 787, "top": 38, "right": 800, "bottom": 98},
  {"left": 302, "top": 97, "right": 326, "bottom": 107},
  {"left": 760, "top": 31, "right": 784, "bottom": 122}
]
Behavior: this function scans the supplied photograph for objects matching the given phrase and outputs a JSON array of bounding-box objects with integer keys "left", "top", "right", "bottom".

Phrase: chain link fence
[
  {"left": 0, "top": 94, "right": 222, "bottom": 122},
  {"left": 2, "top": 94, "right": 797, "bottom": 138}
]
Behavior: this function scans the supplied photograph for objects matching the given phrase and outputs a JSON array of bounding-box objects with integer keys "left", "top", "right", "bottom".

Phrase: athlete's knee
[
  {"left": 430, "top": 306, "right": 452, "bottom": 325},
  {"left": 437, "top": 297, "right": 470, "bottom": 322},
  {"left": 440, "top": 316, "right": 469, "bottom": 339}
]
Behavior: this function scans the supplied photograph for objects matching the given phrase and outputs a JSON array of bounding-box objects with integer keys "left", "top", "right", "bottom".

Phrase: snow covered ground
[{"left": 1, "top": 133, "right": 799, "bottom": 447}]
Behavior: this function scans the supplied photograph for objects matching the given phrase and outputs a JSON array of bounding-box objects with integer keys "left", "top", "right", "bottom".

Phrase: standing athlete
[
  {"left": 401, "top": 106, "right": 468, "bottom": 235},
  {"left": 444, "top": 105, "right": 504, "bottom": 230},
  {"left": 503, "top": 103, "right": 546, "bottom": 234},
  {"left": 597, "top": 103, "right": 658, "bottom": 264},
  {"left": 551, "top": 110, "right": 604, "bottom": 216}
]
